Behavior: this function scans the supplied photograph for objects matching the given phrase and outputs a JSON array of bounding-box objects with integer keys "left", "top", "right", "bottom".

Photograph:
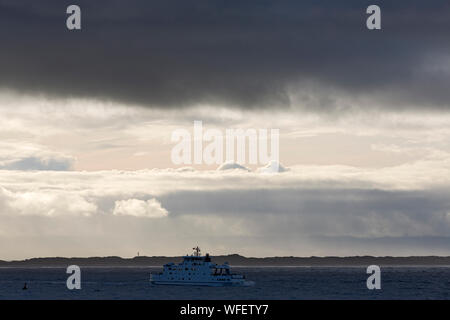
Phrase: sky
[{"left": 1, "top": 1, "right": 450, "bottom": 259}]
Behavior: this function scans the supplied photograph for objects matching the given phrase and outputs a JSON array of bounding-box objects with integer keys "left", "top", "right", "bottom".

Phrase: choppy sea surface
[{"left": 0, "top": 266, "right": 449, "bottom": 300}]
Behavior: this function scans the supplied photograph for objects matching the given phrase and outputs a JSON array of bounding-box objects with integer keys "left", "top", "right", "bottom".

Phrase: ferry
[{"left": 150, "top": 247, "right": 245, "bottom": 286}]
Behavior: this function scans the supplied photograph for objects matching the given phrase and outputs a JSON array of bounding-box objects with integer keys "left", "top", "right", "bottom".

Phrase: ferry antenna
[{"left": 192, "top": 246, "right": 201, "bottom": 256}]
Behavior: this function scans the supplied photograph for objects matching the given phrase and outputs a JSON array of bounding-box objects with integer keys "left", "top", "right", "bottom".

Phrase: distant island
[{"left": 1, "top": 255, "right": 450, "bottom": 267}]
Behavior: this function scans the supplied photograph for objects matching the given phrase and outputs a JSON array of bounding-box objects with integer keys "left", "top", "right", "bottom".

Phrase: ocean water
[{"left": 0, "top": 266, "right": 449, "bottom": 300}]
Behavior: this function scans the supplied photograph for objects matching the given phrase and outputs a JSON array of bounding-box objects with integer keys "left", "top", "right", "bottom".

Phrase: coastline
[{"left": 1, "top": 255, "right": 450, "bottom": 267}]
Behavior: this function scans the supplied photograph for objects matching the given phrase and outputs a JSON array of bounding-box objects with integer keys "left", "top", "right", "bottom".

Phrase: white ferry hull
[{"left": 151, "top": 280, "right": 243, "bottom": 287}]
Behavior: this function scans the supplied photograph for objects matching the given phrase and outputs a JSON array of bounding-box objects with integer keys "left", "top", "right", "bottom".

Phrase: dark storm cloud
[
  {"left": 0, "top": 0, "right": 449, "bottom": 110},
  {"left": 158, "top": 187, "right": 450, "bottom": 237}
]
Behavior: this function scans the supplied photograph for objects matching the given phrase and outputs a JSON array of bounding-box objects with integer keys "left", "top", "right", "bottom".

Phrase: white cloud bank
[
  {"left": 0, "top": 187, "right": 96, "bottom": 217},
  {"left": 113, "top": 198, "right": 169, "bottom": 218},
  {"left": 0, "top": 163, "right": 450, "bottom": 259}
]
